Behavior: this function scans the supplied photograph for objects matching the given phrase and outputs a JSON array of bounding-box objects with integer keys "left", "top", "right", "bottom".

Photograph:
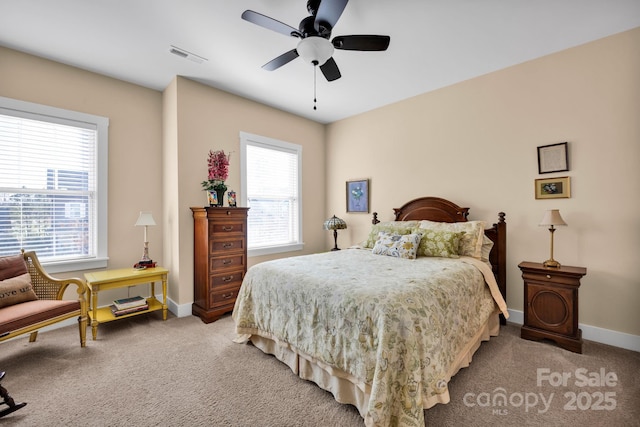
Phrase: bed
[{"left": 233, "top": 197, "right": 508, "bottom": 427}]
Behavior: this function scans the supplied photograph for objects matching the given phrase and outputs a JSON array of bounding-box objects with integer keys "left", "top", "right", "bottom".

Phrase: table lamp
[
  {"left": 539, "top": 209, "right": 567, "bottom": 268},
  {"left": 135, "top": 211, "right": 156, "bottom": 263},
  {"left": 324, "top": 215, "right": 347, "bottom": 251}
]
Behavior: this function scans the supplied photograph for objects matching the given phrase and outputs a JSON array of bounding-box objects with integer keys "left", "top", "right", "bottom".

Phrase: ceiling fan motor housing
[{"left": 299, "top": 15, "right": 331, "bottom": 38}]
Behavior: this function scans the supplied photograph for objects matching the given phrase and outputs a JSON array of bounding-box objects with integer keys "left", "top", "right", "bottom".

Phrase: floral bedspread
[{"left": 233, "top": 249, "right": 507, "bottom": 427}]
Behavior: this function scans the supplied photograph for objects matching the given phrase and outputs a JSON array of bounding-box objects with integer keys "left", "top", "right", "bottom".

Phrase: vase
[{"left": 215, "top": 188, "right": 225, "bottom": 207}]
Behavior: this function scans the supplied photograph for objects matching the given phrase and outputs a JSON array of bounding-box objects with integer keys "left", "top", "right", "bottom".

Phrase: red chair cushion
[{"left": 0, "top": 299, "right": 80, "bottom": 335}]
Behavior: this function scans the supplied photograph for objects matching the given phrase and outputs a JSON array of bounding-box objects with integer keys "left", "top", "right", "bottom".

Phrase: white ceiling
[{"left": 1, "top": 0, "right": 639, "bottom": 124}]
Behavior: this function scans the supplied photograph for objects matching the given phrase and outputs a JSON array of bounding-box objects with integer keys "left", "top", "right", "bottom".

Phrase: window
[
  {"left": 240, "top": 132, "right": 303, "bottom": 256},
  {"left": 0, "top": 96, "right": 108, "bottom": 273}
]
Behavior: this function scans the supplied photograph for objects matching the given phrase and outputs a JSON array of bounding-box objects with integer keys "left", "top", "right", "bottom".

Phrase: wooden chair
[
  {"left": 0, "top": 250, "right": 88, "bottom": 347},
  {"left": 0, "top": 371, "right": 26, "bottom": 418}
]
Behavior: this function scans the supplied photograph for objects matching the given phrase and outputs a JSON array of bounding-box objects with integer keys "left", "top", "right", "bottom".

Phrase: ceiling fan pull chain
[{"left": 313, "top": 61, "right": 318, "bottom": 110}]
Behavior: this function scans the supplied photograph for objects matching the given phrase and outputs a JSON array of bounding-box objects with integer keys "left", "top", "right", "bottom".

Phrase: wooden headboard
[{"left": 372, "top": 196, "right": 507, "bottom": 324}]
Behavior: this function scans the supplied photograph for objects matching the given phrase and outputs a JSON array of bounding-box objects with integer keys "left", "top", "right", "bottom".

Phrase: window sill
[
  {"left": 42, "top": 257, "right": 109, "bottom": 274},
  {"left": 248, "top": 243, "right": 304, "bottom": 258}
]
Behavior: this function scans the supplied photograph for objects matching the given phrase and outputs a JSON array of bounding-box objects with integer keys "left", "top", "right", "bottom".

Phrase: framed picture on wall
[
  {"left": 346, "top": 179, "right": 369, "bottom": 213},
  {"left": 537, "top": 142, "right": 569, "bottom": 174},
  {"left": 535, "top": 176, "right": 571, "bottom": 199}
]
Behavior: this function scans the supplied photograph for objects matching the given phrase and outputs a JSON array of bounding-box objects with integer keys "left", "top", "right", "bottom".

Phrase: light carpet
[{"left": 0, "top": 313, "right": 638, "bottom": 426}]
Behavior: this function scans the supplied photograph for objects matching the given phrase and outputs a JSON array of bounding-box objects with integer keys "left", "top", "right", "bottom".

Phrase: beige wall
[
  {"left": 164, "top": 77, "right": 326, "bottom": 308},
  {"left": 0, "top": 48, "right": 325, "bottom": 310},
  {"left": 326, "top": 28, "right": 640, "bottom": 336},
  {"left": 0, "top": 46, "right": 164, "bottom": 305}
]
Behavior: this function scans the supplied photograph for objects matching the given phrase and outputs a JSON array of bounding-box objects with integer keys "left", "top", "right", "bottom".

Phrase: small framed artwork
[
  {"left": 537, "top": 142, "right": 568, "bottom": 174},
  {"left": 535, "top": 176, "right": 571, "bottom": 199},
  {"left": 346, "top": 179, "right": 369, "bottom": 213}
]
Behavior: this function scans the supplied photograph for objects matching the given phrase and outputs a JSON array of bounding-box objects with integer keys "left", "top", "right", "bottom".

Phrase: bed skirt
[{"left": 248, "top": 309, "right": 502, "bottom": 422}]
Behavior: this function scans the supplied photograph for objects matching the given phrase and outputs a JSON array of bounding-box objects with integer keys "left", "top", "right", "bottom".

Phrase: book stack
[
  {"left": 133, "top": 260, "right": 156, "bottom": 269},
  {"left": 110, "top": 296, "right": 149, "bottom": 317}
]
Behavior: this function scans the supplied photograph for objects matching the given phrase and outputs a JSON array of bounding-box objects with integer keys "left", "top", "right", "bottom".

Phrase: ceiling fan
[{"left": 241, "top": 0, "right": 390, "bottom": 82}]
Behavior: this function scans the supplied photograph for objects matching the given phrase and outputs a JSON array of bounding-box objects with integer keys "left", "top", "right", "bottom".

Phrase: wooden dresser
[{"left": 191, "top": 207, "right": 249, "bottom": 323}]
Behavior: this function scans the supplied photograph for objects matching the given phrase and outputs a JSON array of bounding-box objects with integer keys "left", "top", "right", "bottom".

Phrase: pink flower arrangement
[{"left": 201, "top": 149, "right": 230, "bottom": 191}]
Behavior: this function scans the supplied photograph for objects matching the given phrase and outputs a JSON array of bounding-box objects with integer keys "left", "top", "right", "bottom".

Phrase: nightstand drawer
[{"left": 521, "top": 271, "right": 580, "bottom": 287}]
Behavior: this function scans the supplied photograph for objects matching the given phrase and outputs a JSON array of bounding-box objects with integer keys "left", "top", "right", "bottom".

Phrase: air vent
[{"left": 169, "top": 45, "right": 207, "bottom": 64}]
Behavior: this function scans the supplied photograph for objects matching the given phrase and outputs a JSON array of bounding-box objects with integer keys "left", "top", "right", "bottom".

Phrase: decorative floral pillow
[
  {"left": 414, "top": 229, "right": 465, "bottom": 258},
  {"left": 415, "top": 220, "right": 486, "bottom": 259},
  {"left": 362, "top": 221, "right": 419, "bottom": 248},
  {"left": 371, "top": 231, "right": 422, "bottom": 259}
]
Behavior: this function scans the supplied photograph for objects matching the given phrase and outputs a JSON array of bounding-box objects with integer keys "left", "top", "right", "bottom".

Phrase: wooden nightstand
[{"left": 518, "top": 261, "right": 587, "bottom": 353}]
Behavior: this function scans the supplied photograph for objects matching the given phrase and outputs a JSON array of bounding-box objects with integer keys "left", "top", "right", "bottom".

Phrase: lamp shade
[
  {"left": 539, "top": 209, "right": 567, "bottom": 227},
  {"left": 324, "top": 215, "right": 347, "bottom": 231},
  {"left": 135, "top": 211, "right": 156, "bottom": 227}
]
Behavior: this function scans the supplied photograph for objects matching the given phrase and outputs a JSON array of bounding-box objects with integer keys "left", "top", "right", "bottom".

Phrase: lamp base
[
  {"left": 331, "top": 247, "right": 341, "bottom": 251},
  {"left": 543, "top": 259, "right": 561, "bottom": 268}
]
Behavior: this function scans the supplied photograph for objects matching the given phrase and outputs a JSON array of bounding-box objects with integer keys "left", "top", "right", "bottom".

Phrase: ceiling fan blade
[
  {"left": 315, "top": 0, "right": 349, "bottom": 32},
  {"left": 262, "top": 49, "right": 300, "bottom": 71},
  {"left": 241, "top": 10, "right": 299, "bottom": 37},
  {"left": 332, "top": 35, "right": 390, "bottom": 51},
  {"left": 319, "top": 57, "right": 341, "bottom": 81}
]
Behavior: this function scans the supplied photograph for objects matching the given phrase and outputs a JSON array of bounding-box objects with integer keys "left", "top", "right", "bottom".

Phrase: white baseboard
[
  {"left": 169, "top": 299, "right": 193, "bottom": 318},
  {"left": 507, "top": 309, "right": 640, "bottom": 353}
]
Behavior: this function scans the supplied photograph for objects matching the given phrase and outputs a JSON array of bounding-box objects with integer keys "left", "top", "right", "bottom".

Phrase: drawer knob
[
  {"left": 222, "top": 292, "right": 234, "bottom": 299},
  {"left": 546, "top": 274, "right": 552, "bottom": 279},
  {"left": 223, "top": 243, "right": 234, "bottom": 249},
  {"left": 222, "top": 226, "right": 234, "bottom": 231},
  {"left": 222, "top": 275, "right": 234, "bottom": 282},
  {"left": 222, "top": 259, "right": 232, "bottom": 265}
]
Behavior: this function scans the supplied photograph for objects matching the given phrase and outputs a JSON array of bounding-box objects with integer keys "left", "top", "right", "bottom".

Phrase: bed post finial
[
  {"left": 372, "top": 212, "right": 379, "bottom": 224},
  {"left": 498, "top": 212, "right": 506, "bottom": 223}
]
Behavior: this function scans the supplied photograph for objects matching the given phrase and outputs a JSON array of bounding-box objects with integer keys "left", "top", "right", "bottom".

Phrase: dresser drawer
[
  {"left": 209, "top": 238, "right": 245, "bottom": 254},
  {"left": 209, "top": 285, "right": 239, "bottom": 308},
  {"left": 522, "top": 271, "right": 580, "bottom": 287},
  {"left": 209, "top": 220, "right": 246, "bottom": 236},
  {"left": 209, "top": 270, "right": 245, "bottom": 289},
  {"left": 210, "top": 254, "right": 246, "bottom": 272}
]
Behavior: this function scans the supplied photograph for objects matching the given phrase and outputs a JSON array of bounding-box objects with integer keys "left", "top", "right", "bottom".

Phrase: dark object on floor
[{"left": 0, "top": 371, "right": 27, "bottom": 418}]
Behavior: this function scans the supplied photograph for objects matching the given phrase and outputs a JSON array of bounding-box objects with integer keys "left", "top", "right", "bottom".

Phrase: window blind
[
  {"left": 0, "top": 111, "right": 97, "bottom": 261},
  {"left": 243, "top": 136, "right": 302, "bottom": 253}
]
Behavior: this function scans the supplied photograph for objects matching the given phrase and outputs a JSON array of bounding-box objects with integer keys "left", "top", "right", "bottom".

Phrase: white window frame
[
  {"left": 240, "top": 131, "right": 303, "bottom": 257},
  {"left": 0, "top": 96, "right": 109, "bottom": 273}
]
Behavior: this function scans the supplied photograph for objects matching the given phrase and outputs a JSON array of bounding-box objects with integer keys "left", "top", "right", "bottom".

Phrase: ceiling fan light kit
[{"left": 297, "top": 37, "right": 334, "bottom": 66}]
